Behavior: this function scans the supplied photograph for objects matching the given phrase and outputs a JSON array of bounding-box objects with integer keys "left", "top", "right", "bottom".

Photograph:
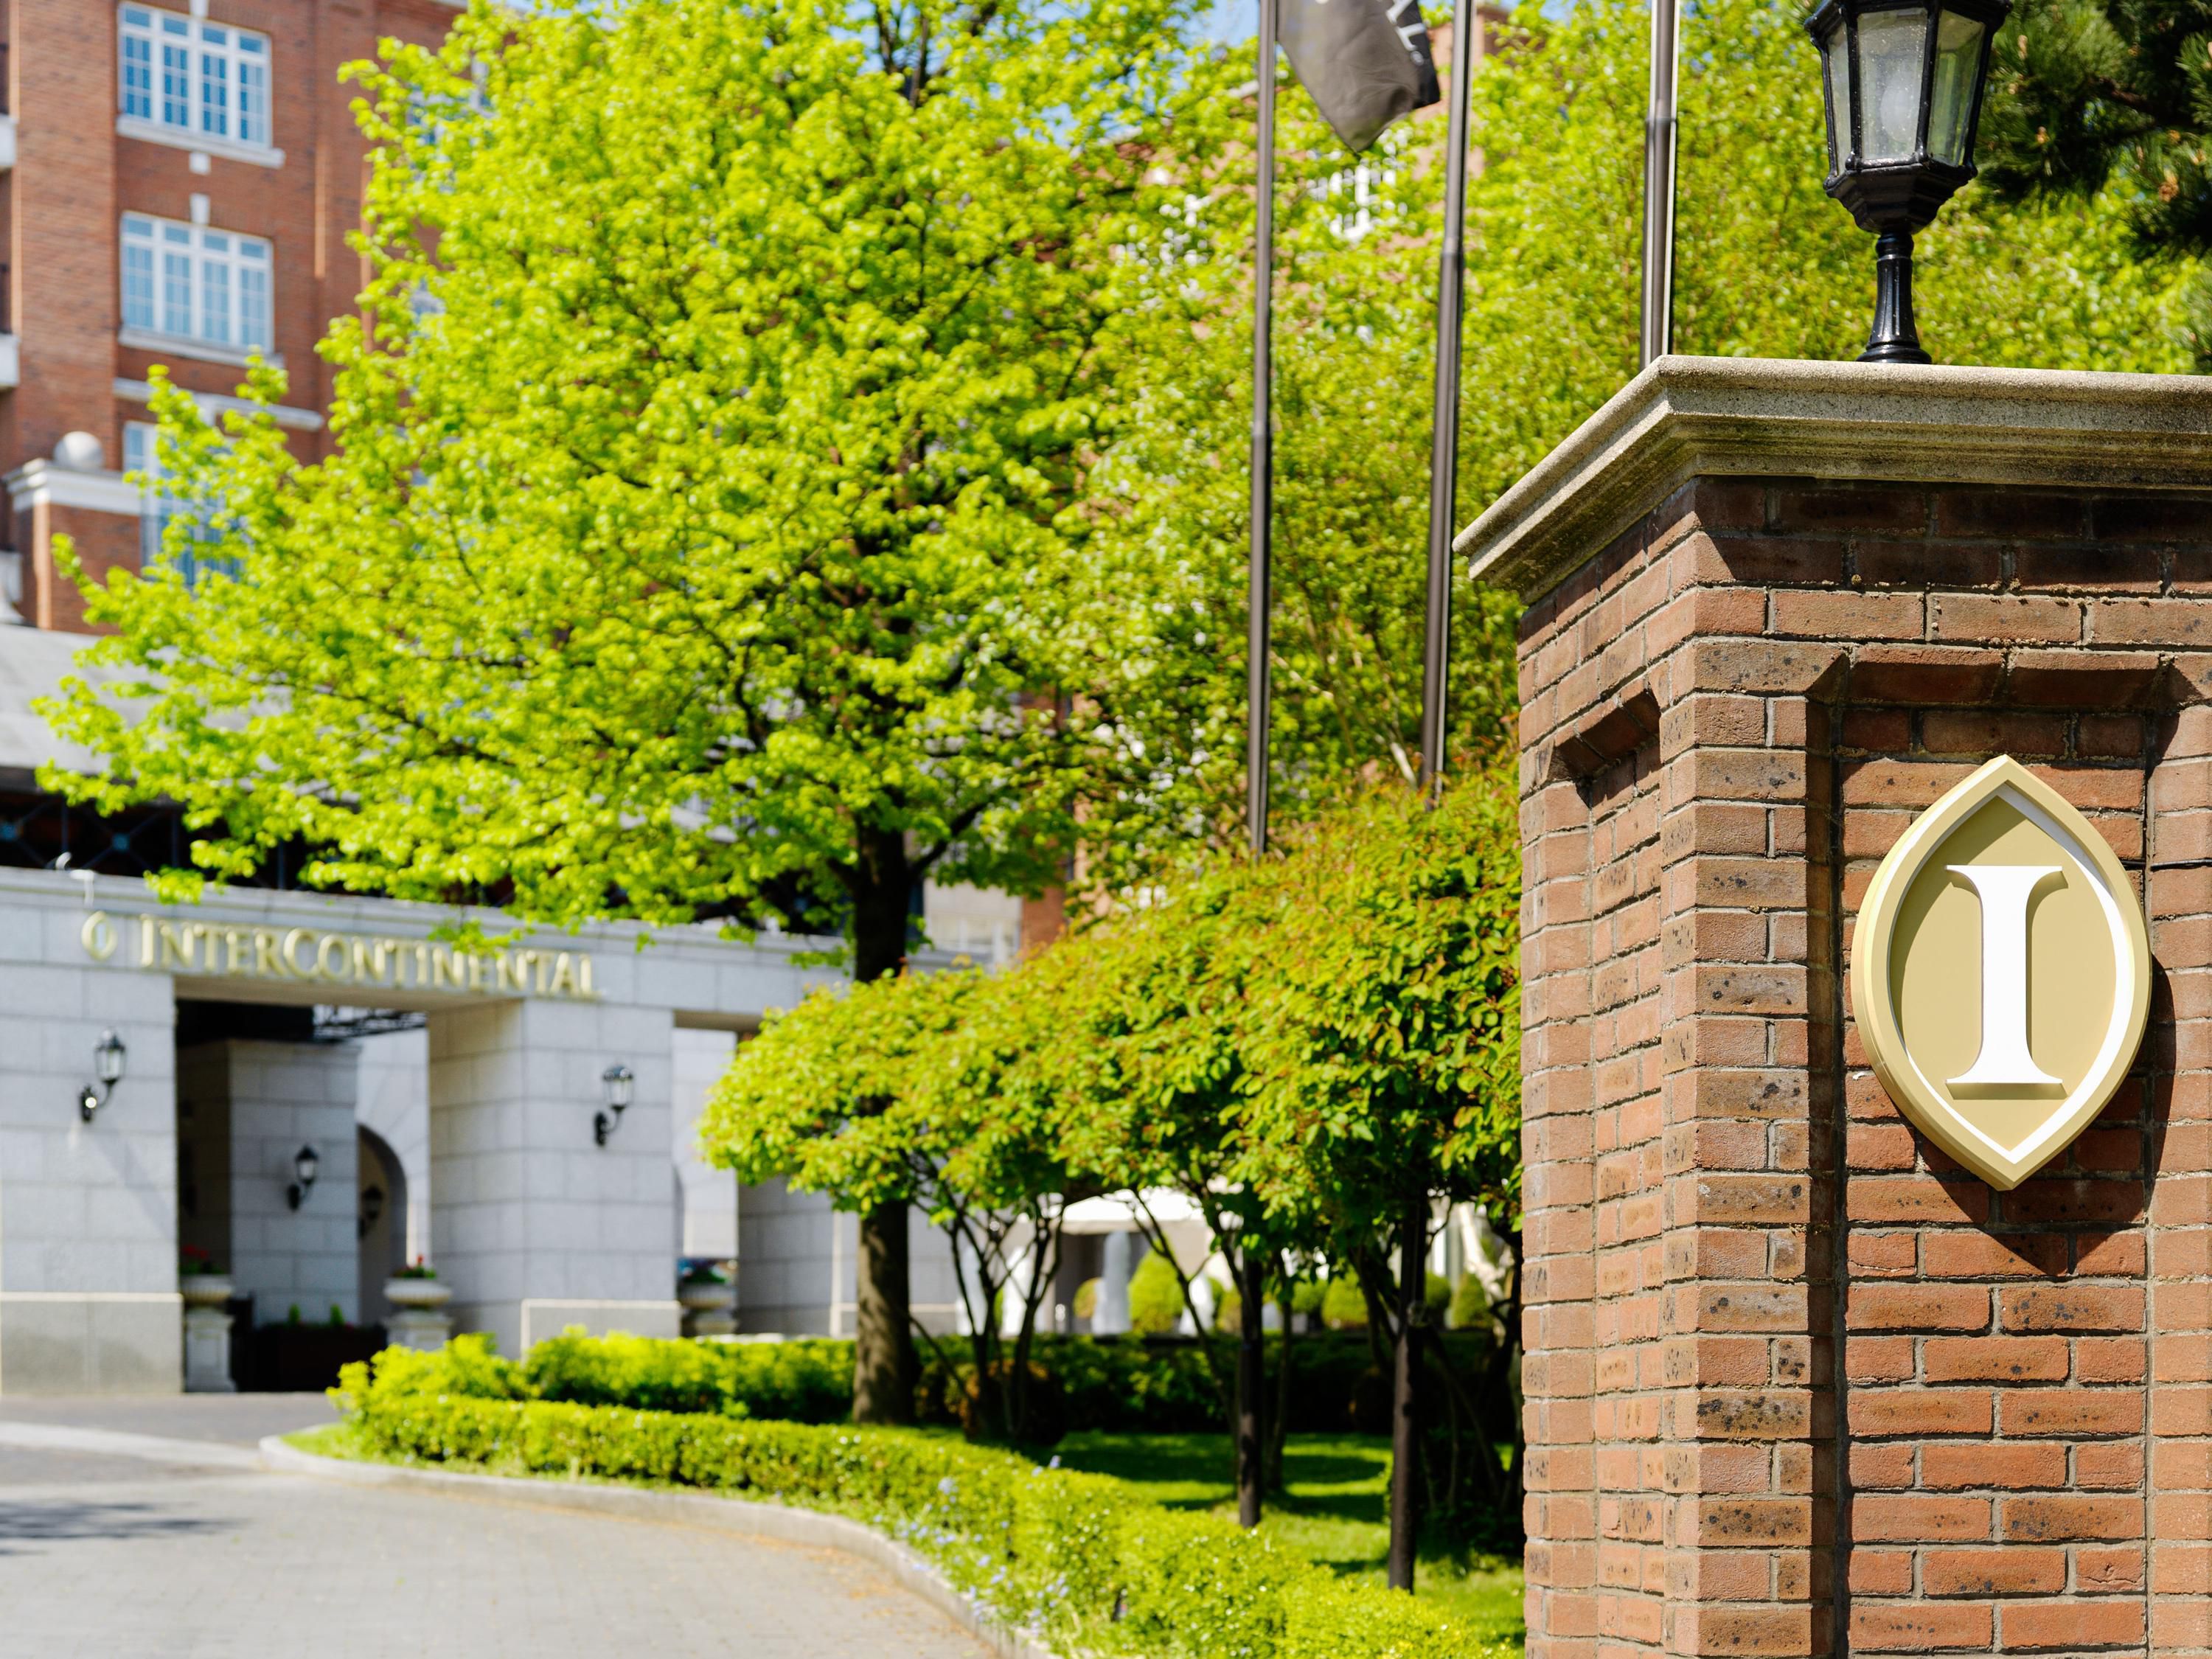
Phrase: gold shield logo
[{"left": 1851, "top": 755, "right": 2152, "bottom": 1190}]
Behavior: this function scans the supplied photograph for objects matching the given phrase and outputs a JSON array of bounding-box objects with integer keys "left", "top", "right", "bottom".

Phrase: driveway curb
[{"left": 257, "top": 1435, "right": 1054, "bottom": 1659}]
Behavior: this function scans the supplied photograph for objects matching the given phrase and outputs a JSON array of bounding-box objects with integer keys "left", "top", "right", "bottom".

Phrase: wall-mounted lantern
[
  {"left": 595, "top": 1063, "right": 635, "bottom": 1147},
  {"left": 287, "top": 1144, "right": 320, "bottom": 1211},
  {"left": 77, "top": 1029, "right": 128, "bottom": 1123}
]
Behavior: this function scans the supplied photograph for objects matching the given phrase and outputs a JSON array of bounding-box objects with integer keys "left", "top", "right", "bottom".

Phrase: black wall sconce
[
  {"left": 595, "top": 1063, "right": 635, "bottom": 1147},
  {"left": 287, "top": 1144, "right": 320, "bottom": 1211},
  {"left": 77, "top": 1029, "right": 127, "bottom": 1123}
]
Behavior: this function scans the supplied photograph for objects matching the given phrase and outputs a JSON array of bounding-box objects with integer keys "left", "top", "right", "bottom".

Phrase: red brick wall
[
  {"left": 12, "top": 0, "right": 122, "bottom": 467},
  {"left": 31, "top": 501, "right": 139, "bottom": 630},
  {"left": 1519, "top": 478, "right": 2210, "bottom": 1659},
  {"left": 8, "top": 0, "right": 458, "bottom": 622}
]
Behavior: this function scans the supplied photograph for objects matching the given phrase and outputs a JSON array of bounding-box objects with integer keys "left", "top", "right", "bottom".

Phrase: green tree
[
  {"left": 1228, "top": 771, "right": 1520, "bottom": 1587},
  {"left": 699, "top": 966, "right": 1077, "bottom": 1441},
  {"left": 1079, "top": 0, "right": 2193, "bottom": 897},
  {"left": 42, "top": 0, "right": 1231, "bottom": 1422},
  {"left": 1976, "top": 0, "right": 2212, "bottom": 260},
  {"left": 1026, "top": 863, "right": 1331, "bottom": 1528}
]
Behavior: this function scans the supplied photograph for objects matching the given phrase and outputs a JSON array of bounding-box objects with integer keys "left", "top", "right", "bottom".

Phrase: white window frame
[
  {"left": 116, "top": 3, "right": 284, "bottom": 168},
  {"left": 119, "top": 212, "right": 278, "bottom": 366},
  {"left": 123, "top": 422, "right": 238, "bottom": 588}
]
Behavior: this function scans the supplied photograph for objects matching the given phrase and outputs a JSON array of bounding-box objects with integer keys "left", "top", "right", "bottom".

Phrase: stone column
[
  {"left": 427, "top": 998, "right": 681, "bottom": 1357},
  {"left": 1466, "top": 358, "right": 2212, "bottom": 1659},
  {"left": 1093, "top": 1229, "right": 1134, "bottom": 1336},
  {"left": 0, "top": 897, "right": 178, "bottom": 1395}
]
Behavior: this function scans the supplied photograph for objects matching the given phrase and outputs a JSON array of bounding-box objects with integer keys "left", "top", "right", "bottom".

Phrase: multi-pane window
[
  {"left": 123, "top": 422, "right": 238, "bottom": 589},
  {"left": 120, "top": 214, "right": 271, "bottom": 353},
  {"left": 117, "top": 4, "right": 271, "bottom": 149}
]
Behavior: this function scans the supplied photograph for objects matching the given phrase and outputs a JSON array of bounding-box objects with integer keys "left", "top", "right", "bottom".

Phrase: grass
[
  {"left": 1049, "top": 1430, "right": 1525, "bottom": 1649},
  {"left": 285, "top": 1423, "right": 359, "bottom": 1457}
]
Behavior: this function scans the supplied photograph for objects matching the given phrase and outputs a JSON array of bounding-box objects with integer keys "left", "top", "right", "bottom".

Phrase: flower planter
[
  {"left": 180, "top": 1275, "right": 234, "bottom": 1312},
  {"left": 677, "top": 1281, "right": 731, "bottom": 1314},
  {"left": 181, "top": 1276, "right": 236, "bottom": 1392},
  {"left": 383, "top": 1277, "right": 453, "bottom": 1312},
  {"left": 679, "top": 1278, "right": 735, "bottom": 1337},
  {"left": 383, "top": 1276, "right": 453, "bottom": 1352}
]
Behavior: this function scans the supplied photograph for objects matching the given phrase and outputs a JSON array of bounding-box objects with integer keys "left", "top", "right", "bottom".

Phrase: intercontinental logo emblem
[{"left": 1851, "top": 756, "right": 2152, "bottom": 1191}]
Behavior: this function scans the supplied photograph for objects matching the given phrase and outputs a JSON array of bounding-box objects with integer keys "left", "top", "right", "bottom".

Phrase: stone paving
[{"left": 0, "top": 1400, "right": 989, "bottom": 1658}]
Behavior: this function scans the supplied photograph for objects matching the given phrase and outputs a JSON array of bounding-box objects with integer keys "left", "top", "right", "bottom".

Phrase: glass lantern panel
[
  {"left": 1855, "top": 7, "right": 1930, "bottom": 163},
  {"left": 1819, "top": 21, "right": 1854, "bottom": 172},
  {"left": 1927, "top": 9, "right": 1986, "bottom": 164}
]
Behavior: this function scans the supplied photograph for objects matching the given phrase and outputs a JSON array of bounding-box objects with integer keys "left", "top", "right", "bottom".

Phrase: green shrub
[
  {"left": 1073, "top": 1278, "right": 1099, "bottom": 1322},
  {"left": 1127, "top": 1250, "right": 1183, "bottom": 1335},
  {"left": 1315, "top": 1275, "right": 1447, "bottom": 1332},
  {"left": 364, "top": 1332, "right": 532, "bottom": 1399},
  {"left": 1448, "top": 1273, "right": 1490, "bottom": 1332},
  {"left": 330, "top": 1343, "right": 1474, "bottom": 1659},
  {"left": 1321, "top": 1276, "right": 1367, "bottom": 1331},
  {"left": 526, "top": 1330, "right": 854, "bottom": 1422},
  {"left": 493, "top": 1328, "right": 1492, "bottom": 1438},
  {"left": 1290, "top": 1280, "right": 1325, "bottom": 1319},
  {"left": 526, "top": 1329, "right": 741, "bottom": 1416}
]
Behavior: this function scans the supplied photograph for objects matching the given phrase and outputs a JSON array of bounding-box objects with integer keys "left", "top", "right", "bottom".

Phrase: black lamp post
[{"left": 1807, "top": 0, "right": 2008, "bottom": 363}]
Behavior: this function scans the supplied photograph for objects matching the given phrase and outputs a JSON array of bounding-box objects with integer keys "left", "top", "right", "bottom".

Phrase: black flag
[{"left": 1278, "top": 0, "right": 1441, "bottom": 154}]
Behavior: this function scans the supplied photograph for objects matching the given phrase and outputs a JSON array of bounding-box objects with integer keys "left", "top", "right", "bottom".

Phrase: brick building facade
[
  {"left": 1, "top": 0, "right": 458, "bottom": 631},
  {"left": 1464, "top": 358, "right": 2212, "bottom": 1658}
]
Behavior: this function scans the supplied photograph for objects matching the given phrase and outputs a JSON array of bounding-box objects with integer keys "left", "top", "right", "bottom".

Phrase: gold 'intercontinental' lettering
[{"left": 84, "top": 911, "right": 599, "bottom": 1001}]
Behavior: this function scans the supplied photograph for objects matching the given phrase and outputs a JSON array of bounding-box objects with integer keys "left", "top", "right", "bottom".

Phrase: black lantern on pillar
[
  {"left": 594, "top": 1062, "right": 634, "bottom": 1147},
  {"left": 1807, "top": 0, "right": 2008, "bottom": 363}
]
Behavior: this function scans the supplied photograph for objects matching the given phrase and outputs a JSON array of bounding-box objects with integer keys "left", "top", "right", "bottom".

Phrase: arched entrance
[{"left": 358, "top": 1124, "right": 408, "bottom": 1329}]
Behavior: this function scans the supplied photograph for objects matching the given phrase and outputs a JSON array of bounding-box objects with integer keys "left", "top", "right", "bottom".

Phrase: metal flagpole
[
  {"left": 1416, "top": 0, "right": 1476, "bottom": 799},
  {"left": 1638, "top": 0, "right": 1680, "bottom": 366},
  {"left": 1248, "top": 0, "right": 1279, "bottom": 857}
]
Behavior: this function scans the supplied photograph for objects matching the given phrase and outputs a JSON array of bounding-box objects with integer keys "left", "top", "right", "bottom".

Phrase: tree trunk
[
  {"left": 1236, "top": 1251, "right": 1266, "bottom": 1528},
  {"left": 849, "top": 825, "right": 916, "bottom": 1426},
  {"left": 1267, "top": 1263, "right": 1295, "bottom": 1492},
  {"left": 1388, "top": 1195, "right": 1426, "bottom": 1590},
  {"left": 855, "top": 1200, "right": 914, "bottom": 1425}
]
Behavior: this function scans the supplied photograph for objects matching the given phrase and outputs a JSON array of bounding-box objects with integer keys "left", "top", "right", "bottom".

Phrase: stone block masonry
[{"left": 1464, "top": 358, "right": 2212, "bottom": 1659}]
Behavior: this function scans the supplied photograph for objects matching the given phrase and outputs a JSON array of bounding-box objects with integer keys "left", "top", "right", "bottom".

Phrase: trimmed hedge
[
  {"left": 526, "top": 1329, "right": 852, "bottom": 1422},
  {"left": 515, "top": 1327, "right": 1493, "bottom": 1439},
  {"left": 334, "top": 1340, "right": 1500, "bottom": 1659}
]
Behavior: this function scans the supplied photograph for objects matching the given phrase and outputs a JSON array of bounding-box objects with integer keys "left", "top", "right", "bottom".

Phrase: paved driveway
[{"left": 0, "top": 1400, "right": 989, "bottom": 1658}]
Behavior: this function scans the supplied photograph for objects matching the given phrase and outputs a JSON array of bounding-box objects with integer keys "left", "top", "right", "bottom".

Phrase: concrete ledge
[
  {"left": 0, "top": 1293, "right": 182, "bottom": 1395},
  {"left": 1457, "top": 355, "right": 2212, "bottom": 601},
  {"left": 258, "top": 1436, "right": 1055, "bottom": 1659}
]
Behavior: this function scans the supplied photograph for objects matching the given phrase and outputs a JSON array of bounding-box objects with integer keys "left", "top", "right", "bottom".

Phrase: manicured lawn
[{"left": 1050, "top": 1430, "right": 1525, "bottom": 1649}]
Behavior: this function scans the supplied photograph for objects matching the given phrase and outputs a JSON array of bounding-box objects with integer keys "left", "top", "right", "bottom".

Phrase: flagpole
[
  {"left": 1416, "top": 0, "right": 1475, "bottom": 799},
  {"left": 1248, "top": 0, "right": 1278, "bottom": 858},
  {"left": 1639, "top": 0, "right": 1680, "bottom": 364}
]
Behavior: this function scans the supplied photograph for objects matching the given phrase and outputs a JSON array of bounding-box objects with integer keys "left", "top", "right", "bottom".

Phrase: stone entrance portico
[{"left": 0, "top": 866, "right": 845, "bottom": 1391}]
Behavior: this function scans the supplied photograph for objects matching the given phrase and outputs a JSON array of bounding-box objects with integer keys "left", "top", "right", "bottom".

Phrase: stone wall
[{"left": 1514, "top": 467, "right": 2212, "bottom": 1659}]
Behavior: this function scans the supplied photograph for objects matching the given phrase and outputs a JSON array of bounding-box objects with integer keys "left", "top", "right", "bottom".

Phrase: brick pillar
[{"left": 1471, "top": 359, "right": 2212, "bottom": 1659}]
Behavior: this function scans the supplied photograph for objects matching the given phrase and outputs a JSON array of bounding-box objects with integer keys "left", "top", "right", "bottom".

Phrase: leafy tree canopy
[
  {"left": 42, "top": 0, "right": 1234, "bottom": 956},
  {"left": 1077, "top": 0, "right": 2196, "bottom": 894},
  {"left": 1978, "top": 0, "right": 2212, "bottom": 260}
]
